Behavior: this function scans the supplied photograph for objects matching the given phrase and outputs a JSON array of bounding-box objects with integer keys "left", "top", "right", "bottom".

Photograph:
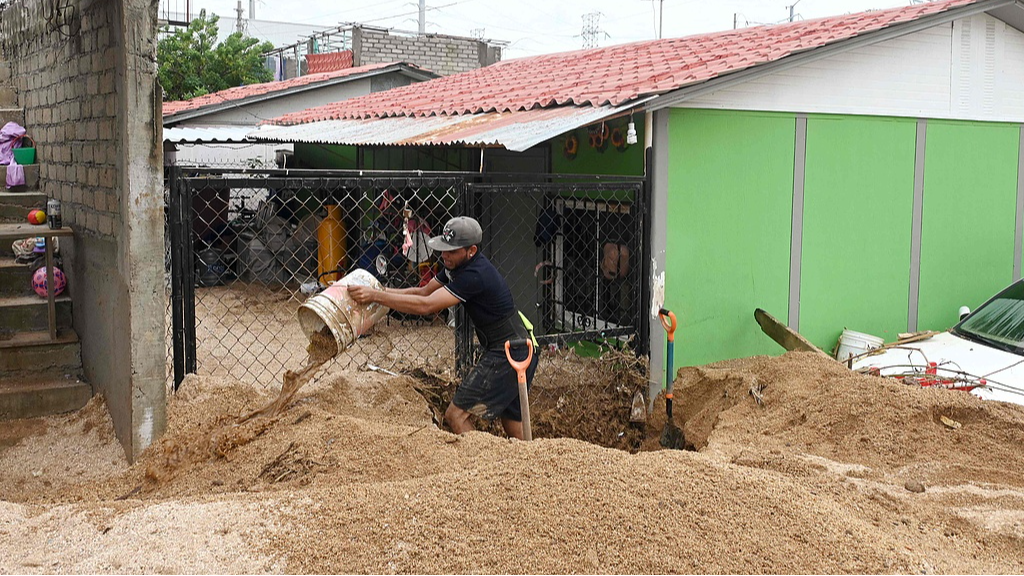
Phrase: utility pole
[
  {"left": 788, "top": 0, "right": 801, "bottom": 22},
  {"left": 658, "top": 0, "right": 664, "bottom": 39},
  {"left": 235, "top": 0, "right": 244, "bottom": 34},
  {"left": 249, "top": 0, "right": 255, "bottom": 22},
  {"left": 641, "top": 0, "right": 666, "bottom": 39},
  {"left": 419, "top": 0, "right": 426, "bottom": 34}
]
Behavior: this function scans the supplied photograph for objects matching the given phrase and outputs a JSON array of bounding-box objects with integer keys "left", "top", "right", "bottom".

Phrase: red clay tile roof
[
  {"left": 306, "top": 50, "right": 354, "bottom": 74},
  {"left": 162, "top": 61, "right": 418, "bottom": 117},
  {"left": 271, "top": 0, "right": 979, "bottom": 125}
]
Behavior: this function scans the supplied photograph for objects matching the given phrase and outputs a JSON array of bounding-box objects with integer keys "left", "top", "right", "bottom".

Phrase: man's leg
[
  {"left": 500, "top": 417, "right": 524, "bottom": 440},
  {"left": 444, "top": 402, "right": 476, "bottom": 434}
]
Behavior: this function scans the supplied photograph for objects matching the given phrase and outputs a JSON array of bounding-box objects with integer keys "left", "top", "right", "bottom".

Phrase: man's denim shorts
[{"left": 452, "top": 345, "right": 539, "bottom": 421}]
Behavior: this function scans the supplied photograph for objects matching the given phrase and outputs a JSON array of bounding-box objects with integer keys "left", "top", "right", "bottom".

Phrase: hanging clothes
[
  {"left": 6, "top": 160, "right": 24, "bottom": 189},
  {"left": 0, "top": 122, "right": 27, "bottom": 166}
]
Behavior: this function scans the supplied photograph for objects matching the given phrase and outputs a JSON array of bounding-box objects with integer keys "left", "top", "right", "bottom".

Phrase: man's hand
[{"left": 347, "top": 284, "right": 379, "bottom": 305}]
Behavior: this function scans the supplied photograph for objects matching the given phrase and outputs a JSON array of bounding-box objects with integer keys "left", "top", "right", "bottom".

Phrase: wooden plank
[
  {"left": 754, "top": 308, "right": 833, "bottom": 359},
  {"left": 0, "top": 223, "right": 73, "bottom": 243},
  {"left": 45, "top": 234, "right": 55, "bottom": 341}
]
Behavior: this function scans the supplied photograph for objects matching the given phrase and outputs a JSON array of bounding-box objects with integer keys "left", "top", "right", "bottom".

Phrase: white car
[{"left": 852, "top": 280, "right": 1024, "bottom": 407}]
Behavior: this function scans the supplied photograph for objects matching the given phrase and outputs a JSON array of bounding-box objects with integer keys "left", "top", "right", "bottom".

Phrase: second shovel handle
[{"left": 659, "top": 308, "right": 677, "bottom": 342}]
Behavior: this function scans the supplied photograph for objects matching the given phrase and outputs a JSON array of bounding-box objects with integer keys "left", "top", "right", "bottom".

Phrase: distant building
[{"left": 260, "top": 24, "right": 504, "bottom": 80}]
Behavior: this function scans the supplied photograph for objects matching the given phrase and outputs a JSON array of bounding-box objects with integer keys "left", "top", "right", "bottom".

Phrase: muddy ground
[{"left": 3, "top": 351, "right": 1024, "bottom": 573}]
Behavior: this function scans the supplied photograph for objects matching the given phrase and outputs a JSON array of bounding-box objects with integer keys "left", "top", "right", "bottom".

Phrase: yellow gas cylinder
[{"left": 317, "top": 204, "right": 346, "bottom": 283}]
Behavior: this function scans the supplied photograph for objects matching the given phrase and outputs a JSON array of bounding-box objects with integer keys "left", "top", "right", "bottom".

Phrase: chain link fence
[{"left": 166, "top": 165, "right": 650, "bottom": 422}]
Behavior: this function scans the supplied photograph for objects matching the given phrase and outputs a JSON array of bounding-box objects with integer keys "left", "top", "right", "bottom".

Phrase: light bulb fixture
[{"left": 626, "top": 120, "right": 638, "bottom": 145}]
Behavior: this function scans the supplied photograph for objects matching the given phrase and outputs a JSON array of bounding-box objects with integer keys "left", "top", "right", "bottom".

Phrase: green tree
[{"left": 158, "top": 10, "right": 275, "bottom": 101}]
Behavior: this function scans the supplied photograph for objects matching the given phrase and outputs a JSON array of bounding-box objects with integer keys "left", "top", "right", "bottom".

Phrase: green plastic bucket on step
[
  {"left": 13, "top": 136, "right": 35, "bottom": 164},
  {"left": 13, "top": 147, "right": 34, "bottom": 164}
]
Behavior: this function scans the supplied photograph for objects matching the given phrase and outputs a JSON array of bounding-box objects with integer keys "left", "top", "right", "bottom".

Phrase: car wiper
[{"left": 952, "top": 327, "right": 1023, "bottom": 356}]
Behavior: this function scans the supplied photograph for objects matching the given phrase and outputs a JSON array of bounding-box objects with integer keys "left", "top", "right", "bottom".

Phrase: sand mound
[{"left": 4, "top": 352, "right": 1024, "bottom": 573}]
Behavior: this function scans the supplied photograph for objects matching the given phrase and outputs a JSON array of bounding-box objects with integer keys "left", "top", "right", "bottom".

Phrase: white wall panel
[{"left": 677, "top": 14, "right": 1024, "bottom": 123}]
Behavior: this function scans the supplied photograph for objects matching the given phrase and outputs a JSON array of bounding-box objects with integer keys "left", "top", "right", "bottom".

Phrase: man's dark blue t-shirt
[{"left": 436, "top": 253, "right": 515, "bottom": 329}]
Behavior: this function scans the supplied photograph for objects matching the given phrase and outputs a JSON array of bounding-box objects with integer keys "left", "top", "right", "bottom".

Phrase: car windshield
[{"left": 955, "top": 280, "right": 1024, "bottom": 353}]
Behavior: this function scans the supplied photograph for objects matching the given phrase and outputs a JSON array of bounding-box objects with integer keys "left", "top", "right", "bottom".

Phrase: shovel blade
[{"left": 660, "top": 422, "right": 686, "bottom": 450}]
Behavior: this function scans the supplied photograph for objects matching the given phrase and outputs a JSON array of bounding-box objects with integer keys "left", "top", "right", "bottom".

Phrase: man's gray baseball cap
[{"left": 428, "top": 216, "right": 483, "bottom": 251}]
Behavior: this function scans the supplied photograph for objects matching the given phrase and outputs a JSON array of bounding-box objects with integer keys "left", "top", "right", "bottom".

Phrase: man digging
[{"left": 348, "top": 216, "right": 539, "bottom": 439}]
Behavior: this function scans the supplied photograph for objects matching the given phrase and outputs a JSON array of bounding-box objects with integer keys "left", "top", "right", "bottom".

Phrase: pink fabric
[
  {"left": 0, "top": 122, "right": 26, "bottom": 166},
  {"left": 6, "top": 160, "right": 25, "bottom": 188}
]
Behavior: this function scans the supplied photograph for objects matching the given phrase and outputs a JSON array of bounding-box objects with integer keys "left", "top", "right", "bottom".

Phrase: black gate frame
[{"left": 168, "top": 167, "right": 651, "bottom": 389}]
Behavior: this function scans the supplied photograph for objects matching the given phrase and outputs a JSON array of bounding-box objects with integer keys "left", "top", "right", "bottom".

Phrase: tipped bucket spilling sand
[{"left": 297, "top": 269, "right": 390, "bottom": 353}]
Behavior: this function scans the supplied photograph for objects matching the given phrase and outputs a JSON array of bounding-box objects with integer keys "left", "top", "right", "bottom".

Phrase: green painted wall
[
  {"left": 799, "top": 116, "right": 917, "bottom": 348},
  {"left": 295, "top": 143, "right": 358, "bottom": 169},
  {"left": 665, "top": 109, "right": 794, "bottom": 366},
  {"left": 918, "top": 121, "right": 1021, "bottom": 330},
  {"left": 550, "top": 118, "right": 645, "bottom": 176}
]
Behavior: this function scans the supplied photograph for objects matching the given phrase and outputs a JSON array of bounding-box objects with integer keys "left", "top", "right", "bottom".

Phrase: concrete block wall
[
  {"left": 1, "top": 0, "right": 166, "bottom": 461},
  {"left": 2, "top": 0, "right": 119, "bottom": 236},
  {"left": 353, "top": 27, "right": 501, "bottom": 76}
]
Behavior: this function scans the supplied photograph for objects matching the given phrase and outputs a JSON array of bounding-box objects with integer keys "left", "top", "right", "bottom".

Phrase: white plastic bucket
[
  {"left": 296, "top": 269, "right": 389, "bottom": 353},
  {"left": 835, "top": 329, "right": 884, "bottom": 361}
]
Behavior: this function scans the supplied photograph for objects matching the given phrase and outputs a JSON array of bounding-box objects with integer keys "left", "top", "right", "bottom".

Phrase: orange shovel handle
[
  {"left": 658, "top": 308, "right": 677, "bottom": 342},
  {"left": 504, "top": 339, "right": 534, "bottom": 383}
]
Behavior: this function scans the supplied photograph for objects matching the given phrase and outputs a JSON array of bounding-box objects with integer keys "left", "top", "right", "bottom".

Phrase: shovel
[
  {"left": 658, "top": 308, "right": 686, "bottom": 449},
  {"left": 504, "top": 338, "right": 534, "bottom": 441}
]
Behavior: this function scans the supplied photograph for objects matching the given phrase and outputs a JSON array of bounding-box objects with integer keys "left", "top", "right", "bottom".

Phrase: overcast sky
[{"left": 186, "top": 0, "right": 927, "bottom": 59}]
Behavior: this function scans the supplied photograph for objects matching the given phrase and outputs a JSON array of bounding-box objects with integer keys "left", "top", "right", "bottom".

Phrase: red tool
[{"left": 504, "top": 338, "right": 535, "bottom": 441}]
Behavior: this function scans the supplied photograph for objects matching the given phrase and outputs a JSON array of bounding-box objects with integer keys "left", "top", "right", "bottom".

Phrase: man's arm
[{"left": 348, "top": 278, "right": 458, "bottom": 316}]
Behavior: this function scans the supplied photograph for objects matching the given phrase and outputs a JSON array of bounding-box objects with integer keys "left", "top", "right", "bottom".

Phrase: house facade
[
  {"left": 654, "top": 8, "right": 1024, "bottom": 365},
  {"left": 249, "top": 0, "right": 1024, "bottom": 390}
]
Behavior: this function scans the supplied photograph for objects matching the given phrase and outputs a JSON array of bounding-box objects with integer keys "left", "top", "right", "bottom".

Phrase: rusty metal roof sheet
[{"left": 248, "top": 104, "right": 641, "bottom": 152}]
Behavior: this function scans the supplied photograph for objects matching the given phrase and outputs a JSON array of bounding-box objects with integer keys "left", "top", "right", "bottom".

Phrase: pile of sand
[{"left": 4, "top": 352, "right": 1024, "bottom": 573}]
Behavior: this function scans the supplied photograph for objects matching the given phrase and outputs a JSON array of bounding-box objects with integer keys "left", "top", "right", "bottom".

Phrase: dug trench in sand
[{"left": 240, "top": 327, "right": 339, "bottom": 423}]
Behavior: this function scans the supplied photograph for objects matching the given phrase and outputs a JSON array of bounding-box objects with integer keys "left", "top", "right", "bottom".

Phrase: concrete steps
[
  {"left": 1, "top": 373, "right": 90, "bottom": 420},
  {"left": 0, "top": 85, "right": 17, "bottom": 108},
  {"left": 0, "top": 328, "right": 82, "bottom": 374},
  {"left": 0, "top": 107, "right": 25, "bottom": 127},
  {"left": 0, "top": 255, "right": 33, "bottom": 296},
  {"left": 0, "top": 293, "right": 73, "bottom": 332},
  {"left": 0, "top": 67, "right": 88, "bottom": 421},
  {"left": 0, "top": 190, "right": 45, "bottom": 221},
  {"left": 0, "top": 165, "right": 40, "bottom": 194}
]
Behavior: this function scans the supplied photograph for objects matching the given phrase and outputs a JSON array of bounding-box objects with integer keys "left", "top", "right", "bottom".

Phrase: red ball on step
[{"left": 27, "top": 209, "right": 47, "bottom": 225}]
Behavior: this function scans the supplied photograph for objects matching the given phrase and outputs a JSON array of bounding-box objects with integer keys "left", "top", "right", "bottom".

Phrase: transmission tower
[
  {"left": 471, "top": 28, "right": 485, "bottom": 39},
  {"left": 581, "top": 12, "right": 607, "bottom": 49}
]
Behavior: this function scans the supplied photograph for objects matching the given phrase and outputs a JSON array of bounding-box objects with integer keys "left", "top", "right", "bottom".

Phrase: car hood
[{"left": 851, "top": 331, "right": 1024, "bottom": 406}]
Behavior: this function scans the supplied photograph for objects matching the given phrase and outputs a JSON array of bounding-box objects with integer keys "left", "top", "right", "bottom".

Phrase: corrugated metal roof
[
  {"left": 164, "top": 125, "right": 267, "bottom": 144},
  {"left": 249, "top": 105, "right": 640, "bottom": 152},
  {"left": 162, "top": 62, "right": 431, "bottom": 119},
  {"left": 269, "top": 0, "right": 983, "bottom": 125}
]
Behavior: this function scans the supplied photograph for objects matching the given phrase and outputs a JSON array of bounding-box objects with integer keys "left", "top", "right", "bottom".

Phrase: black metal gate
[
  {"left": 167, "top": 167, "right": 649, "bottom": 389},
  {"left": 461, "top": 179, "right": 649, "bottom": 373}
]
